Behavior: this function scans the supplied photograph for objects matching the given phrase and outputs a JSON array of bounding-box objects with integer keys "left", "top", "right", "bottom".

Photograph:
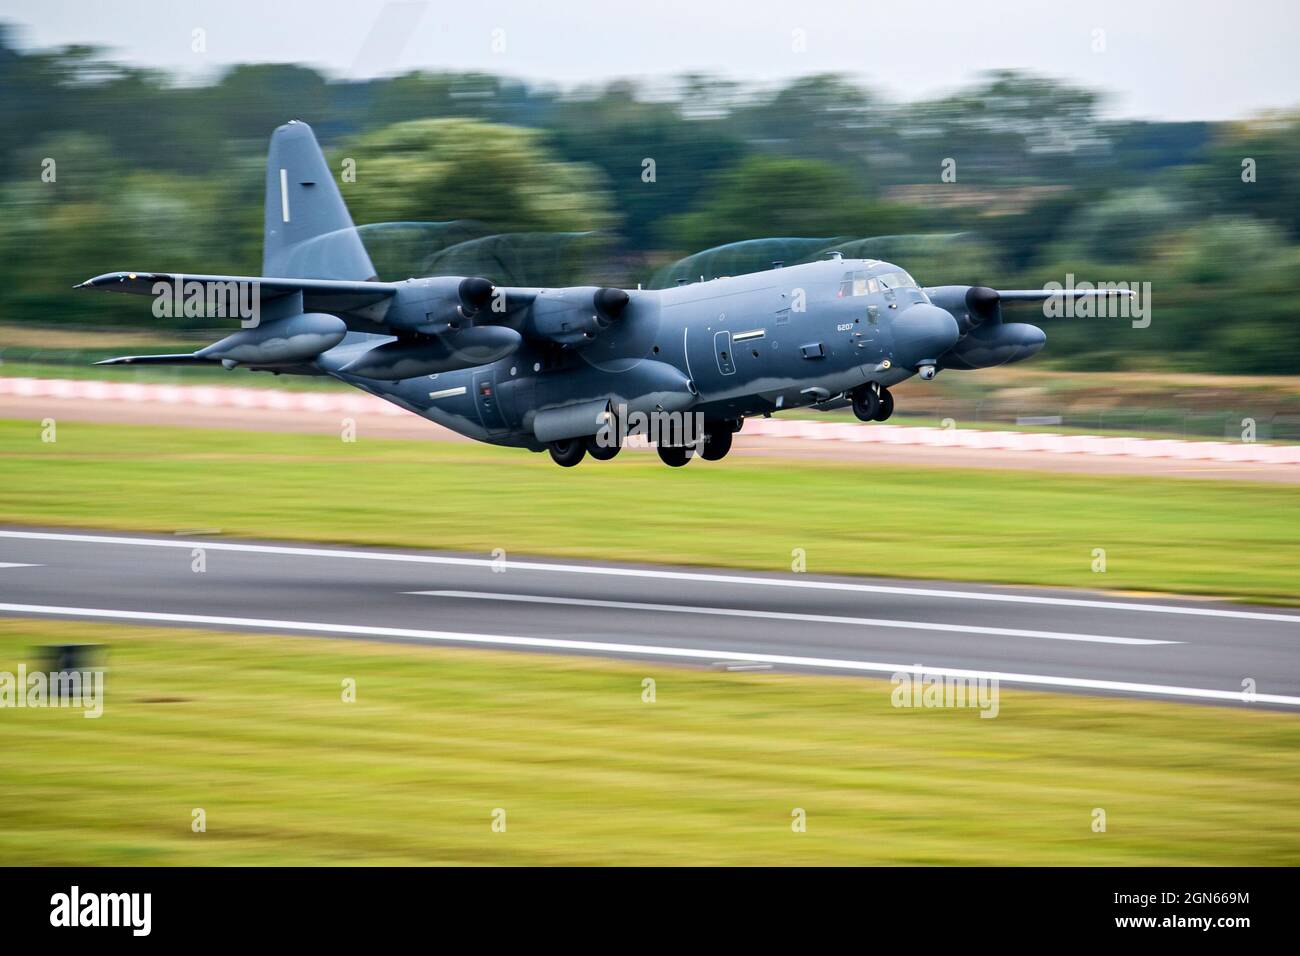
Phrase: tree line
[{"left": 2, "top": 23, "right": 1297, "bottom": 373}]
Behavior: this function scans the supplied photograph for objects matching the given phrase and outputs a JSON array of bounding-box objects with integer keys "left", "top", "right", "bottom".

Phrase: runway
[{"left": 2, "top": 525, "right": 1299, "bottom": 707}]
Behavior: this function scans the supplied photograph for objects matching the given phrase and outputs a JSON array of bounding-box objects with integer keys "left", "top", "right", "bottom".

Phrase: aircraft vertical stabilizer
[{"left": 262, "top": 120, "right": 376, "bottom": 281}]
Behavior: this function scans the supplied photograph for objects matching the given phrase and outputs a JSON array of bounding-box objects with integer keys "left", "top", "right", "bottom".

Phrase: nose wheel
[{"left": 852, "top": 384, "right": 894, "bottom": 422}]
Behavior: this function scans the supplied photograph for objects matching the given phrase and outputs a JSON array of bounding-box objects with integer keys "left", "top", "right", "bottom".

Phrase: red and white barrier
[{"left": 3, "top": 376, "right": 1298, "bottom": 465}]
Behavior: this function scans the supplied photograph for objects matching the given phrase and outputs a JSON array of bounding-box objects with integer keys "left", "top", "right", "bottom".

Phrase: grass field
[
  {"left": 1, "top": 418, "right": 1298, "bottom": 602},
  {"left": 1, "top": 619, "right": 1297, "bottom": 865}
]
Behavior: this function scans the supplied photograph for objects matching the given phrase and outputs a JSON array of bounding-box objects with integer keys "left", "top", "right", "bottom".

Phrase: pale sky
[{"left": 5, "top": 0, "right": 1298, "bottom": 120}]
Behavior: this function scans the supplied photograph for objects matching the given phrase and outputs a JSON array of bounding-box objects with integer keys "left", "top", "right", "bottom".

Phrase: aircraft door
[
  {"left": 714, "top": 330, "right": 736, "bottom": 375},
  {"left": 473, "top": 369, "right": 508, "bottom": 434}
]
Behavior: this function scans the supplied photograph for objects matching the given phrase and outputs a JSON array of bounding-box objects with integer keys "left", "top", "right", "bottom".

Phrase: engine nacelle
[
  {"left": 524, "top": 286, "right": 630, "bottom": 347},
  {"left": 939, "top": 322, "right": 1046, "bottom": 369},
  {"left": 197, "top": 312, "right": 347, "bottom": 367},
  {"left": 925, "top": 285, "right": 1002, "bottom": 334},
  {"left": 340, "top": 326, "right": 521, "bottom": 380},
  {"left": 385, "top": 276, "right": 496, "bottom": 335}
]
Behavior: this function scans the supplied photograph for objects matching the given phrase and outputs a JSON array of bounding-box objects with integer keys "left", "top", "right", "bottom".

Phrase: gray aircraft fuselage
[
  {"left": 320, "top": 257, "right": 951, "bottom": 449},
  {"left": 86, "top": 119, "right": 1114, "bottom": 464}
]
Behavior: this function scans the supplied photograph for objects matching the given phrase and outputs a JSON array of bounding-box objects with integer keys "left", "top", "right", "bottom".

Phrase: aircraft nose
[{"left": 892, "top": 303, "right": 961, "bottom": 368}]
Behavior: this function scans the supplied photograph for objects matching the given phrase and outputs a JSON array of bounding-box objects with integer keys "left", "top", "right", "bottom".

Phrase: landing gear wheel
[
  {"left": 585, "top": 433, "right": 621, "bottom": 461},
  {"left": 701, "top": 425, "right": 733, "bottom": 461},
  {"left": 872, "top": 387, "right": 894, "bottom": 422},
  {"left": 656, "top": 443, "right": 694, "bottom": 467},
  {"left": 548, "top": 438, "right": 587, "bottom": 467},
  {"left": 851, "top": 386, "right": 881, "bottom": 422}
]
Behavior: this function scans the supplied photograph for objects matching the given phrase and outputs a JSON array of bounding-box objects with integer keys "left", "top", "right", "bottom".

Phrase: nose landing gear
[{"left": 851, "top": 383, "right": 894, "bottom": 422}]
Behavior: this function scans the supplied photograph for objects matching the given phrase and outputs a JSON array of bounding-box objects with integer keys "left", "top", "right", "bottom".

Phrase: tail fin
[{"left": 263, "top": 120, "right": 376, "bottom": 281}]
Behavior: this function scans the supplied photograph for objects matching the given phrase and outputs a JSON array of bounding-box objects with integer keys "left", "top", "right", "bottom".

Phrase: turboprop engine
[
  {"left": 196, "top": 312, "right": 347, "bottom": 368},
  {"left": 926, "top": 285, "right": 1046, "bottom": 370},
  {"left": 384, "top": 275, "right": 497, "bottom": 335},
  {"left": 339, "top": 274, "right": 522, "bottom": 379},
  {"left": 939, "top": 322, "right": 1046, "bottom": 369},
  {"left": 524, "top": 286, "right": 630, "bottom": 347},
  {"left": 339, "top": 326, "right": 522, "bottom": 380}
]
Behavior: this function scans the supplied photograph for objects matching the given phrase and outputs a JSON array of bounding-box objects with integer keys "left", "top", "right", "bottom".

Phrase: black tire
[
  {"left": 873, "top": 388, "right": 895, "bottom": 422},
  {"left": 851, "top": 387, "right": 881, "bottom": 422},
  {"left": 548, "top": 439, "right": 587, "bottom": 467},
  {"left": 585, "top": 434, "right": 621, "bottom": 461},
  {"left": 701, "top": 426, "right": 733, "bottom": 461},
  {"left": 656, "top": 443, "right": 694, "bottom": 467}
]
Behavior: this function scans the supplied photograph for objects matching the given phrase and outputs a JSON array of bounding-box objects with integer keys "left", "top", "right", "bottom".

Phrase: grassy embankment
[{"left": 1, "top": 619, "right": 1297, "bottom": 865}]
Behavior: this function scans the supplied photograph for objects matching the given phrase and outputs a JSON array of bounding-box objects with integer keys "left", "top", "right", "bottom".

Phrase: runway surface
[{"left": 1, "top": 525, "right": 1299, "bottom": 707}]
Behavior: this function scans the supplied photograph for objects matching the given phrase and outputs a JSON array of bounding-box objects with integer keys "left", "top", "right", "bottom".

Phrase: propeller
[
  {"left": 647, "top": 232, "right": 975, "bottom": 289},
  {"left": 353, "top": 221, "right": 607, "bottom": 288}
]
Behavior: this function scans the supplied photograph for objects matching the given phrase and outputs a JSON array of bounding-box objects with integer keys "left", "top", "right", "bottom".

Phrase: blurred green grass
[
  {"left": 1, "top": 418, "right": 1298, "bottom": 602},
  {"left": 1, "top": 620, "right": 1296, "bottom": 865}
]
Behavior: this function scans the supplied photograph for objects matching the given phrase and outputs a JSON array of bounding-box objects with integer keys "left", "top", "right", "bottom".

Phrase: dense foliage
[{"left": 2, "top": 24, "right": 1296, "bottom": 372}]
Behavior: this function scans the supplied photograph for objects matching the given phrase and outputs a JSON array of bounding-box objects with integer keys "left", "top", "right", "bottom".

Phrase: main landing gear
[
  {"left": 551, "top": 420, "right": 739, "bottom": 467},
  {"left": 548, "top": 437, "right": 587, "bottom": 467},
  {"left": 656, "top": 421, "right": 735, "bottom": 467},
  {"left": 585, "top": 433, "right": 621, "bottom": 461},
  {"left": 851, "top": 383, "right": 894, "bottom": 423},
  {"left": 548, "top": 433, "right": 624, "bottom": 466}
]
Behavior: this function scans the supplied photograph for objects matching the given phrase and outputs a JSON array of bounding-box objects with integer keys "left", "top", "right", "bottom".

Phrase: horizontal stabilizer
[{"left": 94, "top": 353, "right": 215, "bottom": 366}]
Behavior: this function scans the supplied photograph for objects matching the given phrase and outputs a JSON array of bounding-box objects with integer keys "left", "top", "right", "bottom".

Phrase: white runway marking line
[
  {"left": 2, "top": 528, "right": 1298, "bottom": 625},
  {"left": 0, "top": 601, "right": 1294, "bottom": 707},
  {"left": 0, "top": 563, "right": 41, "bottom": 569},
  {"left": 410, "top": 590, "right": 1180, "bottom": 646}
]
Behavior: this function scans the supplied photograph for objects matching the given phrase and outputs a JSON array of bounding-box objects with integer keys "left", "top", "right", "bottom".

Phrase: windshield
[
  {"left": 839, "top": 269, "right": 918, "bottom": 297},
  {"left": 875, "top": 271, "right": 917, "bottom": 290}
]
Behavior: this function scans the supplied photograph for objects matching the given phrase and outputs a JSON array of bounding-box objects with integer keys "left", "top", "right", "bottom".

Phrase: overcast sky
[{"left": 6, "top": 0, "right": 1298, "bottom": 121}]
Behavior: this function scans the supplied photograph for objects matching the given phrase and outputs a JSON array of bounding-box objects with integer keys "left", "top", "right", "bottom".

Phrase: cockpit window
[
  {"left": 840, "top": 269, "right": 917, "bottom": 296},
  {"left": 838, "top": 270, "right": 884, "bottom": 297},
  {"left": 876, "top": 271, "right": 918, "bottom": 290}
]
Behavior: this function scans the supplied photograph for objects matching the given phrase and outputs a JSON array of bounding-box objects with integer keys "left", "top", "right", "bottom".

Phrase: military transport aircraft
[{"left": 78, "top": 121, "right": 1123, "bottom": 467}]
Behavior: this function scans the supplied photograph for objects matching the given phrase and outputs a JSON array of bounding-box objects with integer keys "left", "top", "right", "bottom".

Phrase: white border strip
[
  {"left": 1, "top": 529, "right": 1296, "bottom": 624},
  {"left": 0, "top": 602, "right": 1291, "bottom": 706}
]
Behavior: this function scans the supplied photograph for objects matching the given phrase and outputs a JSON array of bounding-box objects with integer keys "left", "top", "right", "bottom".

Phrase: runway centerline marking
[
  {"left": 410, "top": 590, "right": 1180, "bottom": 646},
  {"left": 2, "top": 528, "right": 1297, "bottom": 625},
  {"left": 0, "top": 601, "right": 1291, "bottom": 707},
  {"left": 0, "top": 563, "right": 41, "bottom": 569}
]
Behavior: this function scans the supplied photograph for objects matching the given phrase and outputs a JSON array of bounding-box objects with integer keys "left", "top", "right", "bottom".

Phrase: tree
[
  {"left": 660, "top": 155, "right": 909, "bottom": 252},
  {"left": 340, "top": 118, "right": 615, "bottom": 236}
]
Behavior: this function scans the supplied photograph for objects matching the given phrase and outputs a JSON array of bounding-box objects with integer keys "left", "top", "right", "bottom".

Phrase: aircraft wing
[
  {"left": 994, "top": 289, "right": 1135, "bottom": 303},
  {"left": 74, "top": 271, "right": 401, "bottom": 326}
]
